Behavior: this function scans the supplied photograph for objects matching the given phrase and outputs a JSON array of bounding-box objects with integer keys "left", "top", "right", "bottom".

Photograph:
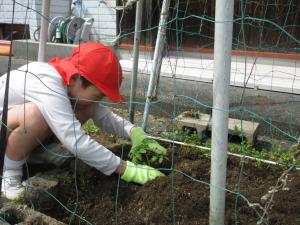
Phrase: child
[{"left": 0, "top": 42, "right": 166, "bottom": 200}]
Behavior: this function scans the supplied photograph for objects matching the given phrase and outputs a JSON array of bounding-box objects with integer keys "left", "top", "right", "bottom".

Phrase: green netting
[{"left": 1, "top": 0, "right": 300, "bottom": 224}]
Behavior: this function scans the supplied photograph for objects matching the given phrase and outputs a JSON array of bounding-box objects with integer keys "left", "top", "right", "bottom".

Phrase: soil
[
  {"left": 26, "top": 141, "right": 300, "bottom": 225},
  {"left": 15, "top": 108, "right": 300, "bottom": 225}
]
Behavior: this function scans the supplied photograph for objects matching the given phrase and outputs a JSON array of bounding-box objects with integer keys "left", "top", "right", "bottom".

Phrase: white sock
[{"left": 4, "top": 155, "right": 25, "bottom": 171}]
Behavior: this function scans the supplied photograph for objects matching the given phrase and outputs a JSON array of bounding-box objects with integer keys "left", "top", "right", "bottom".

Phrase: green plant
[
  {"left": 269, "top": 143, "right": 296, "bottom": 165},
  {"left": 129, "top": 127, "right": 168, "bottom": 166},
  {"left": 229, "top": 141, "right": 267, "bottom": 166},
  {"left": 228, "top": 143, "right": 242, "bottom": 154},
  {"left": 232, "top": 125, "right": 242, "bottom": 136},
  {"left": 129, "top": 138, "right": 167, "bottom": 166},
  {"left": 161, "top": 129, "right": 201, "bottom": 145},
  {"left": 82, "top": 119, "right": 101, "bottom": 136}
]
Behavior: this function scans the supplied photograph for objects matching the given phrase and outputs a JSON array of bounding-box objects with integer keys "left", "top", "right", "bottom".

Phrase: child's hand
[{"left": 121, "top": 161, "right": 164, "bottom": 185}]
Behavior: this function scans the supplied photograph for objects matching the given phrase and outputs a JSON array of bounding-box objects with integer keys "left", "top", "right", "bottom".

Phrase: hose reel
[{"left": 48, "top": 16, "right": 94, "bottom": 44}]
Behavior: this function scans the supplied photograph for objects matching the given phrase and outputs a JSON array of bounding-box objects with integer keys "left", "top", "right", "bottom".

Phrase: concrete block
[
  {"left": 176, "top": 111, "right": 211, "bottom": 138},
  {"left": 226, "top": 118, "right": 260, "bottom": 143},
  {"left": 176, "top": 111, "right": 259, "bottom": 143}
]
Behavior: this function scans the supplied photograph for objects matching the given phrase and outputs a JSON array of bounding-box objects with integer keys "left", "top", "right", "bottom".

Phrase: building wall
[
  {"left": 0, "top": 0, "right": 117, "bottom": 42},
  {"left": 84, "top": 0, "right": 117, "bottom": 42}
]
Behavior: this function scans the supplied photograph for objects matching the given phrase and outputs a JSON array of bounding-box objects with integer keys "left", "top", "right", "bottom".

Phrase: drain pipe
[
  {"left": 38, "top": 0, "right": 50, "bottom": 62},
  {"left": 141, "top": 0, "right": 170, "bottom": 130},
  {"left": 129, "top": 0, "right": 144, "bottom": 123}
]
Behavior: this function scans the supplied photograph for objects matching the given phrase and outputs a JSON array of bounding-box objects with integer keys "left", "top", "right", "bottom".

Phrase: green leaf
[
  {"left": 158, "top": 157, "right": 163, "bottom": 164},
  {"left": 150, "top": 156, "right": 158, "bottom": 163}
]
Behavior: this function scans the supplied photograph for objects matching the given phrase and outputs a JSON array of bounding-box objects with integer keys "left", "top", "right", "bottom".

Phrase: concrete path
[{"left": 120, "top": 56, "right": 300, "bottom": 94}]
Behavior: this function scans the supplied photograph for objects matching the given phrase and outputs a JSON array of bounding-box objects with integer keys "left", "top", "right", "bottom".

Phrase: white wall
[
  {"left": 84, "top": 0, "right": 117, "bottom": 42},
  {"left": 0, "top": 0, "right": 117, "bottom": 42}
]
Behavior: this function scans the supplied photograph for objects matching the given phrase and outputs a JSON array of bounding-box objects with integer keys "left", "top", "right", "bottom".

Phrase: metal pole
[
  {"left": 141, "top": 0, "right": 170, "bottom": 130},
  {"left": 38, "top": 0, "right": 50, "bottom": 62},
  {"left": 145, "top": 0, "right": 153, "bottom": 46},
  {"left": 129, "top": 0, "right": 144, "bottom": 123},
  {"left": 0, "top": 0, "right": 16, "bottom": 195},
  {"left": 209, "top": 1, "right": 234, "bottom": 225}
]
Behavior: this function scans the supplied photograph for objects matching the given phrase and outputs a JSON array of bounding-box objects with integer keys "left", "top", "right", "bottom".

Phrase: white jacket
[{"left": 0, "top": 62, "right": 134, "bottom": 175}]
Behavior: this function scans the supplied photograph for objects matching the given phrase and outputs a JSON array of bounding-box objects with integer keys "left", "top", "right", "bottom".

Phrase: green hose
[{"left": 60, "top": 18, "right": 71, "bottom": 44}]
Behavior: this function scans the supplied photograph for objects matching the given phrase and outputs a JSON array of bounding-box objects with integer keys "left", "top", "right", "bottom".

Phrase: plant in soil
[
  {"left": 83, "top": 119, "right": 168, "bottom": 166},
  {"left": 129, "top": 137, "right": 168, "bottom": 166}
]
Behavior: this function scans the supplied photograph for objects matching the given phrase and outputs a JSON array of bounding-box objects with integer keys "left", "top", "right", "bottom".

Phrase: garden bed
[{"left": 25, "top": 141, "right": 300, "bottom": 225}]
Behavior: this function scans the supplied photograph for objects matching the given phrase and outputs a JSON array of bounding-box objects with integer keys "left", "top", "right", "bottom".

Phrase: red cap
[{"left": 48, "top": 42, "right": 125, "bottom": 103}]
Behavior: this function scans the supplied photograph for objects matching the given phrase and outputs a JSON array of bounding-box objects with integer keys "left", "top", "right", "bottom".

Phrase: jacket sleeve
[{"left": 92, "top": 104, "right": 134, "bottom": 139}]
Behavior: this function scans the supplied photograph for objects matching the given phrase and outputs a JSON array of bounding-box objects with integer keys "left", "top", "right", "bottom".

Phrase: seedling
[{"left": 129, "top": 138, "right": 168, "bottom": 166}]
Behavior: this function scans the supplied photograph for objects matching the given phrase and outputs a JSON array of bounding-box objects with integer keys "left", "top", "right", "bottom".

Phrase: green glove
[
  {"left": 121, "top": 161, "right": 164, "bottom": 185},
  {"left": 129, "top": 127, "right": 167, "bottom": 164}
]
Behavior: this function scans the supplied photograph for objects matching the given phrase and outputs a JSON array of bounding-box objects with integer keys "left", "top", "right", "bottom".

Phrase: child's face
[{"left": 68, "top": 78, "right": 105, "bottom": 105}]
